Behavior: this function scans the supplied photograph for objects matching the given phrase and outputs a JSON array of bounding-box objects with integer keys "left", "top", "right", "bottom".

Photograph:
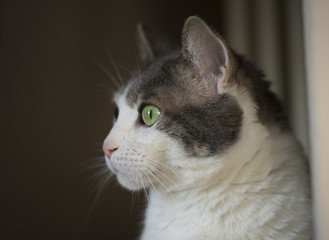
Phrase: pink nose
[{"left": 103, "top": 143, "right": 118, "bottom": 159}]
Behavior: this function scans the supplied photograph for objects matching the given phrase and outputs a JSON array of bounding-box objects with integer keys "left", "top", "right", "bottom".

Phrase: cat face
[
  {"left": 102, "top": 16, "right": 285, "bottom": 191},
  {"left": 103, "top": 61, "right": 242, "bottom": 191}
]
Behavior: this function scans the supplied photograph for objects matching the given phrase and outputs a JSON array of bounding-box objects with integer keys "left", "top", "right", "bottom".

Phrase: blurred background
[{"left": 0, "top": 0, "right": 313, "bottom": 239}]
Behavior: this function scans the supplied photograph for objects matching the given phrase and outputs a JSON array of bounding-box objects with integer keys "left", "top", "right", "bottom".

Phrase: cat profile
[{"left": 103, "top": 16, "right": 312, "bottom": 240}]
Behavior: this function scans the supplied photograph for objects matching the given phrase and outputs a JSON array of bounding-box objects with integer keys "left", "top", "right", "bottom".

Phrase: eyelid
[{"left": 138, "top": 103, "right": 161, "bottom": 113}]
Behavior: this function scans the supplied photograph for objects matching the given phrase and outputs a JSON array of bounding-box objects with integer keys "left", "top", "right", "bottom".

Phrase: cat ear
[
  {"left": 136, "top": 23, "right": 178, "bottom": 65},
  {"left": 182, "top": 16, "right": 230, "bottom": 92}
]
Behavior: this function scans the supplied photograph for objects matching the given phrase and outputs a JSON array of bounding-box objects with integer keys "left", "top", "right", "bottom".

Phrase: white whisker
[
  {"left": 83, "top": 170, "right": 113, "bottom": 224},
  {"left": 134, "top": 52, "right": 143, "bottom": 83},
  {"left": 146, "top": 164, "right": 177, "bottom": 188},
  {"left": 130, "top": 190, "right": 137, "bottom": 210},
  {"left": 143, "top": 169, "right": 163, "bottom": 202},
  {"left": 93, "top": 83, "right": 115, "bottom": 95},
  {"left": 137, "top": 171, "right": 149, "bottom": 204},
  {"left": 146, "top": 158, "right": 180, "bottom": 179},
  {"left": 79, "top": 156, "right": 107, "bottom": 172},
  {"left": 105, "top": 44, "right": 124, "bottom": 87},
  {"left": 90, "top": 51, "right": 121, "bottom": 89},
  {"left": 116, "top": 63, "right": 134, "bottom": 78},
  {"left": 144, "top": 168, "right": 175, "bottom": 201}
]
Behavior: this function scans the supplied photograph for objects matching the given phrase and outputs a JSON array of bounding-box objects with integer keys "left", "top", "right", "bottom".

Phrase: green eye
[{"left": 142, "top": 105, "right": 160, "bottom": 127}]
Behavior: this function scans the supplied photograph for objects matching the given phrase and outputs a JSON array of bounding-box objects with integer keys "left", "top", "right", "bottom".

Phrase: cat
[{"left": 102, "top": 16, "right": 312, "bottom": 240}]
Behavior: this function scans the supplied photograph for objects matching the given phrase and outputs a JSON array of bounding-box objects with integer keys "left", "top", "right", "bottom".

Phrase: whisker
[
  {"left": 144, "top": 168, "right": 175, "bottom": 201},
  {"left": 137, "top": 189, "right": 143, "bottom": 208},
  {"left": 130, "top": 190, "right": 136, "bottom": 211},
  {"left": 105, "top": 43, "right": 124, "bottom": 87},
  {"left": 83, "top": 169, "right": 113, "bottom": 224},
  {"left": 138, "top": 171, "right": 149, "bottom": 204},
  {"left": 89, "top": 51, "right": 121, "bottom": 89},
  {"left": 134, "top": 52, "right": 143, "bottom": 83},
  {"left": 89, "top": 167, "right": 111, "bottom": 180},
  {"left": 146, "top": 159, "right": 180, "bottom": 179},
  {"left": 146, "top": 159, "right": 174, "bottom": 171},
  {"left": 92, "top": 83, "right": 116, "bottom": 95},
  {"left": 85, "top": 162, "right": 108, "bottom": 171},
  {"left": 146, "top": 164, "right": 177, "bottom": 188},
  {"left": 116, "top": 63, "right": 134, "bottom": 78},
  {"left": 129, "top": 171, "right": 141, "bottom": 209},
  {"left": 143, "top": 170, "right": 163, "bottom": 202},
  {"left": 79, "top": 156, "right": 106, "bottom": 171}
]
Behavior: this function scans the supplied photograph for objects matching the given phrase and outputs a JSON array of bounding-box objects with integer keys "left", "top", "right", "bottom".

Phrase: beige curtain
[
  {"left": 222, "top": 0, "right": 308, "bottom": 155},
  {"left": 303, "top": 1, "right": 329, "bottom": 239}
]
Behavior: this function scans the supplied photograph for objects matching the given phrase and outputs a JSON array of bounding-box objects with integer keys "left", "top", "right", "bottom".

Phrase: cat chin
[
  {"left": 104, "top": 155, "right": 151, "bottom": 190},
  {"left": 116, "top": 173, "right": 147, "bottom": 191}
]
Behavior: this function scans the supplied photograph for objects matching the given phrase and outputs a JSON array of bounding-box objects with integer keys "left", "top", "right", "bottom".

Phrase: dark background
[
  {"left": 1, "top": 1, "right": 305, "bottom": 239},
  {"left": 1, "top": 1, "right": 227, "bottom": 239}
]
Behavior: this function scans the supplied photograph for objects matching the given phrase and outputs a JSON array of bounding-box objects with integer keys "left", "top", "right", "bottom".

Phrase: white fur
[{"left": 103, "top": 89, "right": 311, "bottom": 240}]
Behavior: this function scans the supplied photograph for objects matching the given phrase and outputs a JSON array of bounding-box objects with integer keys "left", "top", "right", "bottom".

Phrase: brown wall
[{"left": 1, "top": 1, "right": 226, "bottom": 239}]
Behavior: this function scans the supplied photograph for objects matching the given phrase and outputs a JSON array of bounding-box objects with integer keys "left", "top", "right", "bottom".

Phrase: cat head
[{"left": 102, "top": 16, "right": 286, "bottom": 191}]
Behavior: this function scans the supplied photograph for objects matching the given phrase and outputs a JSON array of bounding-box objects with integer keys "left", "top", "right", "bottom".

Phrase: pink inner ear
[
  {"left": 199, "top": 41, "right": 227, "bottom": 78},
  {"left": 182, "top": 16, "right": 228, "bottom": 81}
]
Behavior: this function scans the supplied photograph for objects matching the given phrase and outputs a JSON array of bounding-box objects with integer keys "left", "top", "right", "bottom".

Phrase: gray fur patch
[
  {"left": 233, "top": 53, "right": 289, "bottom": 130},
  {"left": 157, "top": 94, "right": 243, "bottom": 157},
  {"left": 126, "top": 53, "right": 183, "bottom": 106}
]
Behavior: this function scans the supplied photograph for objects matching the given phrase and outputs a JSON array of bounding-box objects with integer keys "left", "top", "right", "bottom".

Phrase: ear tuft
[
  {"left": 182, "top": 16, "right": 230, "bottom": 91},
  {"left": 136, "top": 23, "right": 178, "bottom": 65},
  {"left": 136, "top": 23, "right": 154, "bottom": 65}
]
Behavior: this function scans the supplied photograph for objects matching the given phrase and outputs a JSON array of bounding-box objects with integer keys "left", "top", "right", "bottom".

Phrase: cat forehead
[
  {"left": 126, "top": 55, "right": 181, "bottom": 104},
  {"left": 124, "top": 54, "right": 218, "bottom": 110}
]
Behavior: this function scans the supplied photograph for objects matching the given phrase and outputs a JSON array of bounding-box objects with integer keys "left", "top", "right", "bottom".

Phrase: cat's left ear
[
  {"left": 182, "top": 16, "right": 231, "bottom": 93},
  {"left": 136, "top": 23, "right": 178, "bottom": 65}
]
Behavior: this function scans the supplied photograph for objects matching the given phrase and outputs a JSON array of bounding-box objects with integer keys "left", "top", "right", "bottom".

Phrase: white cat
[{"left": 103, "top": 16, "right": 312, "bottom": 240}]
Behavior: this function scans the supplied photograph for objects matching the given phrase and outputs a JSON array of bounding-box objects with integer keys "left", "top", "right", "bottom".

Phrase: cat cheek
[{"left": 135, "top": 126, "right": 154, "bottom": 139}]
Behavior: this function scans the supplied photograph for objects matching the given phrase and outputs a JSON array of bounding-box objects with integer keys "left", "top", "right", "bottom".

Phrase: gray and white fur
[{"left": 103, "top": 16, "right": 312, "bottom": 240}]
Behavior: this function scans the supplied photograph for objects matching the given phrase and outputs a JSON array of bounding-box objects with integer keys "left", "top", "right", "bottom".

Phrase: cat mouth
[
  {"left": 105, "top": 155, "right": 140, "bottom": 180},
  {"left": 104, "top": 154, "right": 152, "bottom": 190},
  {"left": 104, "top": 155, "right": 119, "bottom": 174}
]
